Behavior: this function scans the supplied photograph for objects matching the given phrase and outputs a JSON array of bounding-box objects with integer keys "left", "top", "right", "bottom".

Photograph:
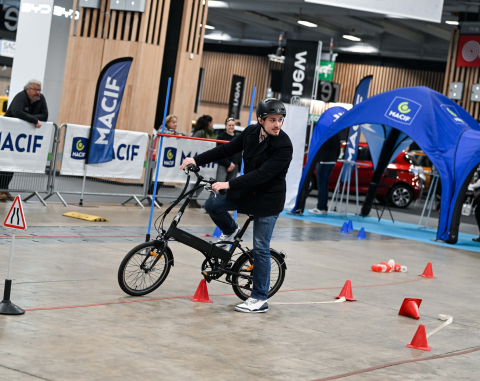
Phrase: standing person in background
[
  {"left": 1, "top": 79, "right": 48, "bottom": 201},
  {"left": 469, "top": 168, "right": 480, "bottom": 242},
  {"left": 308, "top": 132, "right": 341, "bottom": 215},
  {"left": 192, "top": 115, "right": 216, "bottom": 139},
  {"left": 189, "top": 115, "right": 217, "bottom": 208},
  {"left": 216, "top": 117, "right": 242, "bottom": 182}
]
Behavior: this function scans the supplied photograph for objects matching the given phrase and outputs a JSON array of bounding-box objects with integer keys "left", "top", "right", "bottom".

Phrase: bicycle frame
[{"left": 142, "top": 168, "right": 254, "bottom": 281}]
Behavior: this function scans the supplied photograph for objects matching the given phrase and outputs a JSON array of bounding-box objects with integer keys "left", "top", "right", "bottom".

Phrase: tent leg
[
  {"left": 361, "top": 129, "right": 401, "bottom": 217},
  {"left": 329, "top": 164, "right": 344, "bottom": 214}
]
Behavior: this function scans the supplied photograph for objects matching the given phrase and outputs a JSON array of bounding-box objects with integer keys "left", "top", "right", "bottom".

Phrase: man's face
[
  {"left": 259, "top": 114, "right": 284, "bottom": 136},
  {"left": 26, "top": 85, "right": 41, "bottom": 102}
]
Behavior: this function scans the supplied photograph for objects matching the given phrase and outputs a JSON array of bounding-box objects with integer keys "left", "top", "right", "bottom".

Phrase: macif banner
[
  {"left": 87, "top": 57, "right": 133, "bottom": 165},
  {"left": 228, "top": 75, "right": 245, "bottom": 119},
  {"left": 342, "top": 75, "right": 372, "bottom": 180},
  {"left": 281, "top": 40, "right": 318, "bottom": 105}
]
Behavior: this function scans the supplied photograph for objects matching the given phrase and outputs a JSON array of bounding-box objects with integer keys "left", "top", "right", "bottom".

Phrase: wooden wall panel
[
  {"left": 58, "top": 0, "right": 173, "bottom": 133},
  {"left": 331, "top": 63, "right": 444, "bottom": 104},
  {"left": 169, "top": 0, "right": 209, "bottom": 133},
  {"left": 443, "top": 29, "right": 480, "bottom": 120},
  {"left": 198, "top": 51, "right": 445, "bottom": 125},
  {"left": 200, "top": 51, "right": 272, "bottom": 108}
]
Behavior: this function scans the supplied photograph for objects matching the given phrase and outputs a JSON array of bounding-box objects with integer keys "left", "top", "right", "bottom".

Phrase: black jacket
[
  {"left": 5, "top": 90, "right": 48, "bottom": 124},
  {"left": 195, "top": 124, "right": 293, "bottom": 216},
  {"left": 317, "top": 132, "right": 341, "bottom": 163},
  {"left": 216, "top": 131, "right": 242, "bottom": 168}
]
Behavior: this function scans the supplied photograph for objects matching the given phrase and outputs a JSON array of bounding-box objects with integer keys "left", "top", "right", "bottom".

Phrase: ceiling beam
[
  {"left": 210, "top": 9, "right": 296, "bottom": 34},
  {"left": 274, "top": 13, "right": 338, "bottom": 36},
  {"left": 380, "top": 21, "right": 426, "bottom": 43},
  {"left": 396, "top": 20, "right": 451, "bottom": 41}
]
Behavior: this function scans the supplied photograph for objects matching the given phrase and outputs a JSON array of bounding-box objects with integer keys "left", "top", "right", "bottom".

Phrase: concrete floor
[{"left": 0, "top": 199, "right": 480, "bottom": 380}]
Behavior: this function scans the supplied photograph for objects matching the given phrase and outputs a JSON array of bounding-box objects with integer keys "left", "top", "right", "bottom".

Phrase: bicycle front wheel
[
  {"left": 231, "top": 249, "right": 286, "bottom": 301},
  {"left": 118, "top": 241, "right": 172, "bottom": 296}
]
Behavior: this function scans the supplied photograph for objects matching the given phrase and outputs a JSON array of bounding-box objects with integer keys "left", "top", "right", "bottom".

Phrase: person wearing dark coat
[
  {"left": 215, "top": 117, "right": 242, "bottom": 182},
  {"left": 180, "top": 98, "right": 293, "bottom": 314},
  {"left": 1, "top": 79, "right": 48, "bottom": 201},
  {"left": 5, "top": 80, "right": 48, "bottom": 126},
  {"left": 308, "top": 132, "right": 341, "bottom": 215}
]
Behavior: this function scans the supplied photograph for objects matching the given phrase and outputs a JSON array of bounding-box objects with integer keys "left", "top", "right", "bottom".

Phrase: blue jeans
[
  {"left": 204, "top": 194, "right": 278, "bottom": 300},
  {"left": 316, "top": 163, "right": 335, "bottom": 211}
]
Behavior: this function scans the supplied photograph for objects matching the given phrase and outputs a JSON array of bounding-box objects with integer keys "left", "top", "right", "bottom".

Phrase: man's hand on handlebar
[
  {"left": 212, "top": 182, "right": 230, "bottom": 193},
  {"left": 180, "top": 157, "right": 196, "bottom": 170}
]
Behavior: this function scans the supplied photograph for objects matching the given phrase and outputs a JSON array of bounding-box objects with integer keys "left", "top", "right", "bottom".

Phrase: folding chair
[{"left": 372, "top": 170, "right": 397, "bottom": 222}]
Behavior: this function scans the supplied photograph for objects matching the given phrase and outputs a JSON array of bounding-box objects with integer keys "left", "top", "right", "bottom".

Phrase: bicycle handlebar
[{"left": 184, "top": 164, "right": 226, "bottom": 195}]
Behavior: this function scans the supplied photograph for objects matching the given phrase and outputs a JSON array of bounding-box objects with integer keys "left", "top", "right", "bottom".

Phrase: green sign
[{"left": 317, "top": 61, "right": 335, "bottom": 82}]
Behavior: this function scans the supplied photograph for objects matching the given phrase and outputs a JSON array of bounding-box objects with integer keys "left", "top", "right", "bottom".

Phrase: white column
[{"left": 9, "top": 0, "right": 54, "bottom": 105}]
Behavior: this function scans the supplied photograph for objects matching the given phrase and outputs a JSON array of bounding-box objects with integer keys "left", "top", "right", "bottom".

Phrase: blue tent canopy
[{"left": 299, "top": 86, "right": 480, "bottom": 243}]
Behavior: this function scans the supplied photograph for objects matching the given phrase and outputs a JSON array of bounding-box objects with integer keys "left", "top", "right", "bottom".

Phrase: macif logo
[
  {"left": 163, "top": 147, "right": 176, "bottom": 167},
  {"left": 71, "top": 137, "right": 88, "bottom": 160},
  {"left": 385, "top": 97, "right": 421, "bottom": 125},
  {"left": 440, "top": 104, "right": 466, "bottom": 125}
]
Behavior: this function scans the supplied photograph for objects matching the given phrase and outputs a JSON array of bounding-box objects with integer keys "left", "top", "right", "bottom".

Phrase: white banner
[
  {"left": 283, "top": 104, "right": 309, "bottom": 210},
  {"left": 305, "top": 0, "right": 443, "bottom": 23},
  {"left": 60, "top": 124, "right": 148, "bottom": 179},
  {"left": 0, "top": 117, "right": 54, "bottom": 173},
  {"left": 156, "top": 136, "right": 218, "bottom": 183}
]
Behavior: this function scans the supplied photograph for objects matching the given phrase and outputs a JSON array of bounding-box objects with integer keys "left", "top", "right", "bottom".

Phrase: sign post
[{"left": 0, "top": 195, "right": 27, "bottom": 315}]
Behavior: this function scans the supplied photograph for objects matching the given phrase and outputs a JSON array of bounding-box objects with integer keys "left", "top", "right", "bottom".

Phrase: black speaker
[{"left": 270, "top": 70, "right": 283, "bottom": 93}]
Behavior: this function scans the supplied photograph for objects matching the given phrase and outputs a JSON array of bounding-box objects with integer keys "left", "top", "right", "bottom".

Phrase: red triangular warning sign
[{"left": 3, "top": 196, "right": 27, "bottom": 231}]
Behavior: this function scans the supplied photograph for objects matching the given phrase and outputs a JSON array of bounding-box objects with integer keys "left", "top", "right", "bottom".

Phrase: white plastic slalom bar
[
  {"left": 426, "top": 314, "right": 453, "bottom": 338},
  {"left": 270, "top": 296, "right": 346, "bottom": 305}
]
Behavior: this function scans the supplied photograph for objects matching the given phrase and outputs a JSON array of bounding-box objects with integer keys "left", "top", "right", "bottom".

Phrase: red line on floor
[
  {"left": 23, "top": 278, "right": 427, "bottom": 312},
  {"left": 0, "top": 235, "right": 145, "bottom": 239},
  {"left": 311, "top": 345, "right": 480, "bottom": 381}
]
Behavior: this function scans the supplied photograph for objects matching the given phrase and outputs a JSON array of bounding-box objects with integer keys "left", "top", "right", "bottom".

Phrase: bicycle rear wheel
[
  {"left": 231, "top": 249, "right": 286, "bottom": 301},
  {"left": 118, "top": 241, "right": 172, "bottom": 296}
]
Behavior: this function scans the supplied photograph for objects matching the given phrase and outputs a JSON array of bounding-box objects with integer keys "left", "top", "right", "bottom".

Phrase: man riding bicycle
[{"left": 180, "top": 98, "right": 293, "bottom": 313}]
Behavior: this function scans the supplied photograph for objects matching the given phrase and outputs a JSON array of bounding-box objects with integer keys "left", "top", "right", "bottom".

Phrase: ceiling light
[
  {"left": 200, "top": 24, "right": 215, "bottom": 29},
  {"left": 445, "top": 21, "right": 459, "bottom": 25},
  {"left": 204, "top": 32, "right": 232, "bottom": 41},
  {"left": 338, "top": 45, "right": 378, "bottom": 54},
  {"left": 208, "top": 1, "right": 228, "bottom": 8},
  {"left": 343, "top": 35, "right": 361, "bottom": 42},
  {"left": 298, "top": 20, "right": 318, "bottom": 28}
]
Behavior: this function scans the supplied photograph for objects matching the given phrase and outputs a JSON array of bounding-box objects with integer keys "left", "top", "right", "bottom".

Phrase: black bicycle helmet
[{"left": 256, "top": 98, "right": 287, "bottom": 120}]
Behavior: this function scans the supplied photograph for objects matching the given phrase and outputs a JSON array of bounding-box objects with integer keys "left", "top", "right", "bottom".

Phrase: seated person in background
[
  {"left": 1, "top": 79, "right": 48, "bottom": 201},
  {"left": 189, "top": 115, "right": 217, "bottom": 208},
  {"left": 215, "top": 117, "right": 242, "bottom": 182},
  {"left": 192, "top": 115, "right": 217, "bottom": 139},
  {"left": 156, "top": 114, "right": 186, "bottom": 136}
]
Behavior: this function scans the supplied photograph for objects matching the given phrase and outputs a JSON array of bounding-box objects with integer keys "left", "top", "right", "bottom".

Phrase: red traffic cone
[
  {"left": 398, "top": 298, "right": 422, "bottom": 319},
  {"left": 188, "top": 279, "right": 213, "bottom": 303},
  {"left": 406, "top": 324, "right": 431, "bottom": 351},
  {"left": 418, "top": 262, "right": 436, "bottom": 278},
  {"left": 335, "top": 280, "right": 357, "bottom": 301}
]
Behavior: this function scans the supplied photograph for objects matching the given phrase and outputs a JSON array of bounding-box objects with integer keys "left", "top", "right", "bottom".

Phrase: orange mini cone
[
  {"left": 406, "top": 324, "right": 431, "bottom": 351},
  {"left": 398, "top": 298, "right": 422, "bottom": 319},
  {"left": 188, "top": 279, "right": 213, "bottom": 303},
  {"left": 335, "top": 280, "right": 357, "bottom": 301},
  {"left": 418, "top": 262, "right": 436, "bottom": 278}
]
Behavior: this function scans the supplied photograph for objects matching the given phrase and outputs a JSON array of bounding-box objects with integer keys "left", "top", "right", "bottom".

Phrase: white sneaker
[
  {"left": 235, "top": 297, "right": 268, "bottom": 313},
  {"left": 216, "top": 228, "right": 239, "bottom": 249},
  {"left": 308, "top": 208, "right": 327, "bottom": 215}
]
